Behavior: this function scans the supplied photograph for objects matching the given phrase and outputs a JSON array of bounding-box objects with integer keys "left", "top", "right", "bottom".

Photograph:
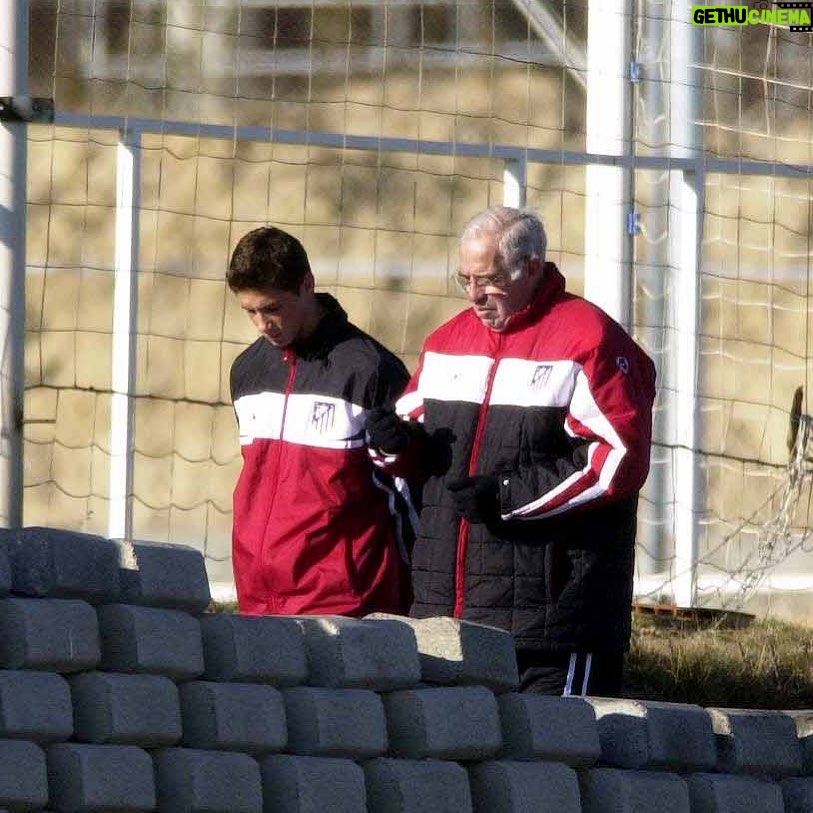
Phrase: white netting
[
  {"left": 20, "top": 0, "right": 813, "bottom": 613},
  {"left": 638, "top": 397, "right": 813, "bottom": 612},
  {"left": 729, "top": 408, "right": 813, "bottom": 607}
]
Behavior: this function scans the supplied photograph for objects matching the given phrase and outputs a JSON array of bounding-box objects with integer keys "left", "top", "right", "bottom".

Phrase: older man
[{"left": 366, "top": 206, "right": 656, "bottom": 696}]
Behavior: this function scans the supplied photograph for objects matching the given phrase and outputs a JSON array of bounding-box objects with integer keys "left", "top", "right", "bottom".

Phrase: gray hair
[{"left": 460, "top": 207, "right": 547, "bottom": 281}]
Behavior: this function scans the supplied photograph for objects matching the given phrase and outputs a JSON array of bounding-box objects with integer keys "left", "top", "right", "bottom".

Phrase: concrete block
[
  {"left": 0, "top": 540, "right": 10, "bottom": 596},
  {"left": 0, "top": 597, "right": 100, "bottom": 673},
  {"left": 47, "top": 743, "right": 155, "bottom": 813},
  {"left": 259, "top": 755, "right": 366, "bottom": 813},
  {"left": 200, "top": 613, "right": 307, "bottom": 686},
  {"left": 0, "top": 739, "right": 49, "bottom": 812},
  {"left": 708, "top": 707, "right": 802, "bottom": 776},
  {"left": 283, "top": 687, "right": 388, "bottom": 759},
  {"left": 383, "top": 685, "right": 502, "bottom": 761},
  {"left": 686, "top": 773, "right": 784, "bottom": 813},
  {"left": 782, "top": 778, "right": 813, "bottom": 813},
  {"left": 114, "top": 538, "right": 211, "bottom": 613},
  {"left": 368, "top": 614, "right": 519, "bottom": 693},
  {"left": 586, "top": 698, "right": 717, "bottom": 771},
  {"left": 180, "top": 681, "right": 287, "bottom": 755},
  {"left": 364, "top": 758, "right": 473, "bottom": 813},
  {"left": 153, "top": 748, "right": 263, "bottom": 813},
  {"left": 469, "top": 760, "right": 581, "bottom": 813},
  {"left": 69, "top": 672, "right": 181, "bottom": 746},
  {"left": 97, "top": 604, "right": 203, "bottom": 681},
  {"left": 296, "top": 615, "right": 420, "bottom": 690},
  {"left": 0, "top": 670, "right": 73, "bottom": 742},
  {"left": 580, "top": 767, "right": 690, "bottom": 813},
  {"left": 783, "top": 710, "right": 813, "bottom": 775},
  {"left": 0, "top": 526, "right": 119, "bottom": 603},
  {"left": 498, "top": 693, "right": 600, "bottom": 766}
]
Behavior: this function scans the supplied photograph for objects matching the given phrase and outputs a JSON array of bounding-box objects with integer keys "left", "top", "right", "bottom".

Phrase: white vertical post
[
  {"left": 633, "top": 0, "right": 670, "bottom": 589},
  {"left": 108, "top": 130, "right": 141, "bottom": 541},
  {"left": 503, "top": 158, "right": 527, "bottom": 209},
  {"left": 668, "top": 2, "right": 703, "bottom": 608},
  {"left": 583, "top": 0, "right": 633, "bottom": 329},
  {"left": 0, "top": 0, "right": 27, "bottom": 528}
]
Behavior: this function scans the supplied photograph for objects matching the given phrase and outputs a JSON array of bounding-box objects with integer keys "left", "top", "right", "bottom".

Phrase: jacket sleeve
[
  {"left": 370, "top": 351, "right": 410, "bottom": 408},
  {"left": 367, "top": 351, "right": 430, "bottom": 480},
  {"left": 498, "top": 333, "right": 656, "bottom": 520}
]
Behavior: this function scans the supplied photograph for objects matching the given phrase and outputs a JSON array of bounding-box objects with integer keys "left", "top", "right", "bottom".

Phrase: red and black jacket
[
  {"left": 372, "top": 265, "right": 656, "bottom": 653},
  {"left": 231, "top": 294, "right": 415, "bottom": 617}
]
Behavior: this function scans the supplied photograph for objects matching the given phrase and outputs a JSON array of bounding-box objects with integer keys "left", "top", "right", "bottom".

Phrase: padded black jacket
[{"left": 371, "top": 264, "right": 656, "bottom": 652}]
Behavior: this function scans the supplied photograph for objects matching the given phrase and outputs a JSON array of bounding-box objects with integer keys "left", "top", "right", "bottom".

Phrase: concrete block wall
[{"left": 2, "top": 528, "right": 813, "bottom": 811}]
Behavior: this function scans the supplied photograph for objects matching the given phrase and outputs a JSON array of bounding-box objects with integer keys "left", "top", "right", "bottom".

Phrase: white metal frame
[
  {"left": 109, "top": 133, "right": 141, "bottom": 541},
  {"left": 40, "top": 110, "right": 809, "bottom": 578},
  {"left": 583, "top": 0, "right": 633, "bottom": 329},
  {"left": 667, "top": 4, "right": 704, "bottom": 608},
  {"left": 0, "top": 0, "right": 27, "bottom": 529}
]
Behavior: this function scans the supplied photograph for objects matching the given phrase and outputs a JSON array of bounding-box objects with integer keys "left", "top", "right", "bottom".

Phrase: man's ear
[
  {"left": 301, "top": 270, "right": 316, "bottom": 296},
  {"left": 527, "top": 256, "right": 544, "bottom": 279}
]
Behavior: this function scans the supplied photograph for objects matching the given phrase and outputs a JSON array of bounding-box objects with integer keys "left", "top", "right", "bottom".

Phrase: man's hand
[
  {"left": 446, "top": 475, "right": 501, "bottom": 523},
  {"left": 365, "top": 407, "right": 412, "bottom": 455}
]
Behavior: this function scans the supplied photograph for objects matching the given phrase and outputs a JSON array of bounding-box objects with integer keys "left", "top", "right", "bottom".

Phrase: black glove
[
  {"left": 365, "top": 407, "right": 412, "bottom": 455},
  {"left": 446, "top": 475, "right": 501, "bottom": 523}
]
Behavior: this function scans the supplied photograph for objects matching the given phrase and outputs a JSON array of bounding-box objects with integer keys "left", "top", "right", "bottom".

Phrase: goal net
[{"left": 21, "top": 0, "right": 813, "bottom": 613}]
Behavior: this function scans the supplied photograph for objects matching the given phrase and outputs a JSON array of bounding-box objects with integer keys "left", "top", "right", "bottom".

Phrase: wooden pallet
[{"left": 632, "top": 600, "right": 755, "bottom": 629}]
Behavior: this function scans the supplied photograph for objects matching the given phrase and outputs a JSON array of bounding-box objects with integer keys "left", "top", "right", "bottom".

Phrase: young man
[
  {"left": 227, "top": 226, "right": 414, "bottom": 616},
  {"left": 366, "top": 206, "right": 656, "bottom": 696}
]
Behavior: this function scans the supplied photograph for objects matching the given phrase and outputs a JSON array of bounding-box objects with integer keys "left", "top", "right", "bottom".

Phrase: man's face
[
  {"left": 236, "top": 281, "right": 312, "bottom": 348},
  {"left": 457, "top": 235, "right": 538, "bottom": 331}
]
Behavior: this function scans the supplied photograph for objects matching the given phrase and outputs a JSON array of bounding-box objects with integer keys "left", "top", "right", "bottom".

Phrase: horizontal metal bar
[{"left": 51, "top": 112, "right": 813, "bottom": 180}]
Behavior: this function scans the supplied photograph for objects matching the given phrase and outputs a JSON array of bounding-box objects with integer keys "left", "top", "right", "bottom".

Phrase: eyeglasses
[{"left": 454, "top": 271, "right": 510, "bottom": 294}]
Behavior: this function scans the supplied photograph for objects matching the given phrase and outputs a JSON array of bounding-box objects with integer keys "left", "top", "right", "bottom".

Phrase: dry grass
[{"left": 624, "top": 611, "right": 813, "bottom": 709}]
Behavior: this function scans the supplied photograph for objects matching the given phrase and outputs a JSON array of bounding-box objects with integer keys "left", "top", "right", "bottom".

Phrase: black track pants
[{"left": 516, "top": 650, "right": 625, "bottom": 697}]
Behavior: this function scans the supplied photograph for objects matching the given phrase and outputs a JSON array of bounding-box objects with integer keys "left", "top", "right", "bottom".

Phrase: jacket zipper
[
  {"left": 280, "top": 348, "right": 297, "bottom": 434},
  {"left": 264, "top": 347, "right": 297, "bottom": 608},
  {"left": 453, "top": 340, "right": 501, "bottom": 617}
]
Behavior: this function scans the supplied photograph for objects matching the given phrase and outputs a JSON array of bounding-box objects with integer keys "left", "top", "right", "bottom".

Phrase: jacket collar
[
  {"left": 495, "top": 261, "right": 565, "bottom": 334},
  {"left": 288, "top": 293, "right": 349, "bottom": 360}
]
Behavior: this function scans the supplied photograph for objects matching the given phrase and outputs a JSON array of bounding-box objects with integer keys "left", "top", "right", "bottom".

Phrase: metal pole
[
  {"left": 0, "top": 0, "right": 27, "bottom": 528},
  {"left": 503, "top": 158, "right": 527, "bottom": 209},
  {"left": 633, "top": 0, "right": 671, "bottom": 592},
  {"left": 668, "top": 1, "right": 704, "bottom": 608},
  {"left": 108, "top": 130, "right": 141, "bottom": 541},
  {"left": 583, "top": 0, "right": 634, "bottom": 329}
]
